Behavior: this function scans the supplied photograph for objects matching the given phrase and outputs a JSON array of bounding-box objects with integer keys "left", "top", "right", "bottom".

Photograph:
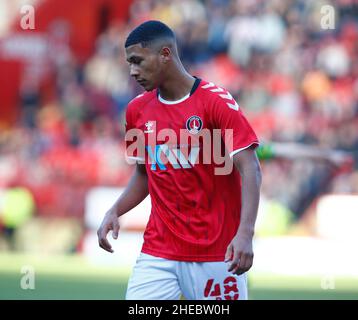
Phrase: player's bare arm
[
  {"left": 225, "top": 147, "right": 262, "bottom": 275},
  {"left": 97, "top": 163, "right": 148, "bottom": 253}
]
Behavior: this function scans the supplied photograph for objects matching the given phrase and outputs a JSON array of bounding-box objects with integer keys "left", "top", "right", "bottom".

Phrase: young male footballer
[{"left": 97, "top": 20, "right": 262, "bottom": 300}]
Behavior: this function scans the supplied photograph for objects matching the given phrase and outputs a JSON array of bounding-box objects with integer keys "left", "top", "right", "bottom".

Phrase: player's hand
[
  {"left": 225, "top": 232, "right": 254, "bottom": 275},
  {"left": 97, "top": 210, "right": 120, "bottom": 253}
]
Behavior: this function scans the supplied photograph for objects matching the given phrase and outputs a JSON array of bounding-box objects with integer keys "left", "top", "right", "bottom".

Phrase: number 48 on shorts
[{"left": 204, "top": 276, "right": 240, "bottom": 300}]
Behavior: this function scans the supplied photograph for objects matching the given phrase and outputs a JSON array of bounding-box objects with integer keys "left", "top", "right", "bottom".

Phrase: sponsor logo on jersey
[
  {"left": 144, "top": 121, "right": 154, "bottom": 133},
  {"left": 146, "top": 145, "right": 200, "bottom": 171},
  {"left": 186, "top": 115, "right": 203, "bottom": 134}
]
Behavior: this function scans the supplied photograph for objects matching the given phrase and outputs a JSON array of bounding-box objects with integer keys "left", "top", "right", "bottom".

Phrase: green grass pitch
[{"left": 1, "top": 253, "right": 357, "bottom": 300}]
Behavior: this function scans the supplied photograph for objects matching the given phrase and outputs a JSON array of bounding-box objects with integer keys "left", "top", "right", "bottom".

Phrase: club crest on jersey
[{"left": 186, "top": 115, "right": 203, "bottom": 134}]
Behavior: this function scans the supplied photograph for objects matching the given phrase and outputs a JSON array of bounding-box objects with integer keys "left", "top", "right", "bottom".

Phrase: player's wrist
[
  {"left": 236, "top": 225, "right": 255, "bottom": 237},
  {"left": 106, "top": 205, "right": 121, "bottom": 218}
]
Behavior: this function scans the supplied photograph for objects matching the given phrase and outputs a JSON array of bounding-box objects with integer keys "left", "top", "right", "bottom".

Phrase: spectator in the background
[
  {"left": 0, "top": 179, "right": 35, "bottom": 250},
  {"left": 84, "top": 24, "right": 134, "bottom": 116},
  {"left": 19, "top": 75, "right": 41, "bottom": 129}
]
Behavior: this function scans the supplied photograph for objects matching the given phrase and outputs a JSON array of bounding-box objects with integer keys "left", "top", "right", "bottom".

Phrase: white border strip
[
  {"left": 158, "top": 93, "right": 190, "bottom": 105},
  {"left": 230, "top": 142, "right": 259, "bottom": 158}
]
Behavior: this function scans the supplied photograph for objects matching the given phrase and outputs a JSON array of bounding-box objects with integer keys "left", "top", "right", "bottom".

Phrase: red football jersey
[{"left": 125, "top": 79, "right": 259, "bottom": 262}]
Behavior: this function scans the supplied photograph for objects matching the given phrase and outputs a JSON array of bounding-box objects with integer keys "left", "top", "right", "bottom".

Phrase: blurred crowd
[{"left": 0, "top": 0, "right": 357, "bottom": 245}]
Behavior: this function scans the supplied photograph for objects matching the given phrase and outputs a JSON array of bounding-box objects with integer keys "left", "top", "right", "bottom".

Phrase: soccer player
[{"left": 97, "top": 20, "right": 262, "bottom": 300}]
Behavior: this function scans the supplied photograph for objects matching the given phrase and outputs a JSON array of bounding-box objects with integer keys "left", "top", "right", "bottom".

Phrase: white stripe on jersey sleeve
[{"left": 229, "top": 142, "right": 259, "bottom": 158}]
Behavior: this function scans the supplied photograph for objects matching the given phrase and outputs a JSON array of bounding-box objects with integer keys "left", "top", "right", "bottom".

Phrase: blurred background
[{"left": 0, "top": 0, "right": 357, "bottom": 299}]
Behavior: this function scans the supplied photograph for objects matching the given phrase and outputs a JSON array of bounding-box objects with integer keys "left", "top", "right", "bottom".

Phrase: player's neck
[{"left": 158, "top": 70, "right": 195, "bottom": 101}]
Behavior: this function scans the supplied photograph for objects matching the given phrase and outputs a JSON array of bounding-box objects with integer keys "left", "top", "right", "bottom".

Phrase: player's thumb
[
  {"left": 112, "top": 221, "right": 120, "bottom": 239},
  {"left": 225, "top": 244, "right": 232, "bottom": 262}
]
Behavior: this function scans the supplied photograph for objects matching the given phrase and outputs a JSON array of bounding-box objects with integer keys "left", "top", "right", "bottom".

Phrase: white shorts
[{"left": 126, "top": 253, "right": 248, "bottom": 300}]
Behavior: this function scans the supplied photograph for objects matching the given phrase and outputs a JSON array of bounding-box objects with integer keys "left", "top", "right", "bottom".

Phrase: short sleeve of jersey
[
  {"left": 209, "top": 93, "right": 259, "bottom": 157},
  {"left": 125, "top": 99, "right": 145, "bottom": 161},
  {"left": 125, "top": 103, "right": 134, "bottom": 132}
]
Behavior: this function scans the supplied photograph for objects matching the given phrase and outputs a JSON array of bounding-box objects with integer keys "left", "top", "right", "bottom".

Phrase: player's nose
[{"left": 130, "top": 65, "right": 140, "bottom": 78}]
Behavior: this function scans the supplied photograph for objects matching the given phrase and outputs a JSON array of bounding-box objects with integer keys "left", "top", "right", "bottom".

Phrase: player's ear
[{"left": 160, "top": 47, "right": 171, "bottom": 63}]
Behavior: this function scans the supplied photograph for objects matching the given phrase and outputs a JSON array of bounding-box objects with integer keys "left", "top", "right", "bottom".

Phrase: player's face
[{"left": 125, "top": 44, "right": 164, "bottom": 91}]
